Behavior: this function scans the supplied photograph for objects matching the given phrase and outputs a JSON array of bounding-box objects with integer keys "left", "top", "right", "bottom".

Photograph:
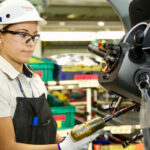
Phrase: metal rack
[{"left": 47, "top": 80, "right": 101, "bottom": 121}]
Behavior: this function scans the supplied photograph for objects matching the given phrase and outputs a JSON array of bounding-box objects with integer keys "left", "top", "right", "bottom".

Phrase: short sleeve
[{"left": 0, "top": 78, "right": 11, "bottom": 117}]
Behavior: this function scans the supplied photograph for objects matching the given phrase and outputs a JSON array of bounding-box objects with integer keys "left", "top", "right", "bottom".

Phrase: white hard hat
[{"left": 0, "top": 0, "right": 47, "bottom": 25}]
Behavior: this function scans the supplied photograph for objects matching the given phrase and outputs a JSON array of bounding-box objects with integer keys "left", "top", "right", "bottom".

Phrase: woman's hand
[{"left": 58, "top": 129, "right": 103, "bottom": 150}]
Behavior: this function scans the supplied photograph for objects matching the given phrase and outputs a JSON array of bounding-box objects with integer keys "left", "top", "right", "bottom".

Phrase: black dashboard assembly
[{"left": 88, "top": 21, "right": 150, "bottom": 103}]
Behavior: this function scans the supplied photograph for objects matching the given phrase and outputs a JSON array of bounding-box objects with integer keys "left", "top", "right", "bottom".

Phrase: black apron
[{"left": 13, "top": 78, "right": 57, "bottom": 144}]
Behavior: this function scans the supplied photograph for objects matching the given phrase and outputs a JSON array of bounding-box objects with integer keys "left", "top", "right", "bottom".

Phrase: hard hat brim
[{"left": 0, "top": 16, "right": 47, "bottom": 26}]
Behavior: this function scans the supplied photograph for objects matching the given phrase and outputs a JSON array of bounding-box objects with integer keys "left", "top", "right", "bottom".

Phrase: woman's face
[{"left": 0, "top": 21, "right": 38, "bottom": 64}]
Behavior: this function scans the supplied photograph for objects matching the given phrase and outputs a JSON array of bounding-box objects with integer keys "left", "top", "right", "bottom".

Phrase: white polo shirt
[{"left": 0, "top": 56, "right": 48, "bottom": 118}]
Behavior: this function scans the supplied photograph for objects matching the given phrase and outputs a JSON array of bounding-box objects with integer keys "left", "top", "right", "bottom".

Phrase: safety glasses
[{"left": 0, "top": 29, "right": 40, "bottom": 44}]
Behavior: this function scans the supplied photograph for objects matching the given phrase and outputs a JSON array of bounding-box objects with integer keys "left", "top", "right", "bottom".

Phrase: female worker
[{"left": 0, "top": 0, "right": 102, "bottom": 150}]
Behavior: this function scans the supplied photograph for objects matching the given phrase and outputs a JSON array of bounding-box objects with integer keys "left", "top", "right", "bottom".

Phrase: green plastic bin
[
  {"left": 26, "top": 56, "right": 54, "bottom": 82},
  {"left": 51, "top": 105, "right": 76, "bottom": 130}
]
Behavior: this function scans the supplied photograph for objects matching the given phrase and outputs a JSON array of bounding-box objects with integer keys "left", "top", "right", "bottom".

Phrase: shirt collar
[
  {"left": 0, "top": 56, "right": 33, "bottom": 79},
  {"left": 23, "top": 64, "right": 33, "bottom": 78}
]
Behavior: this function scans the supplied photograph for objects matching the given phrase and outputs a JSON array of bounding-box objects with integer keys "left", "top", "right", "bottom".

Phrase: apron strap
[{"left": 17, "top": 77, "right": 34, "bottom": 98}]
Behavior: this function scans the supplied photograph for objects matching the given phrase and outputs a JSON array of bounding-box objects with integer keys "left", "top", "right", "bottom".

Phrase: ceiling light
[
  {"left": 59, "top": 21, "right": 66, "bottom": 26},
  {"left": 67, "top": 14, "right": 77, "bottom": 19},
  {"left": 98, "top": 21, "right": 104, "bottom": 26},
  {"left": 40, "top": 32, "right": 95, "bottom": 41},
  {"left": 39, "top": 31, "right": 125, "bottom": 41},
  {"left": 96, "top": 31, "right": 125, "bottom": 39}
]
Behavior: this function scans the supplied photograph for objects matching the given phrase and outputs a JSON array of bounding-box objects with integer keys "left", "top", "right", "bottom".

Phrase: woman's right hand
[{"left": 58, "top": 129, "right": 103, "bottom": 150}]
